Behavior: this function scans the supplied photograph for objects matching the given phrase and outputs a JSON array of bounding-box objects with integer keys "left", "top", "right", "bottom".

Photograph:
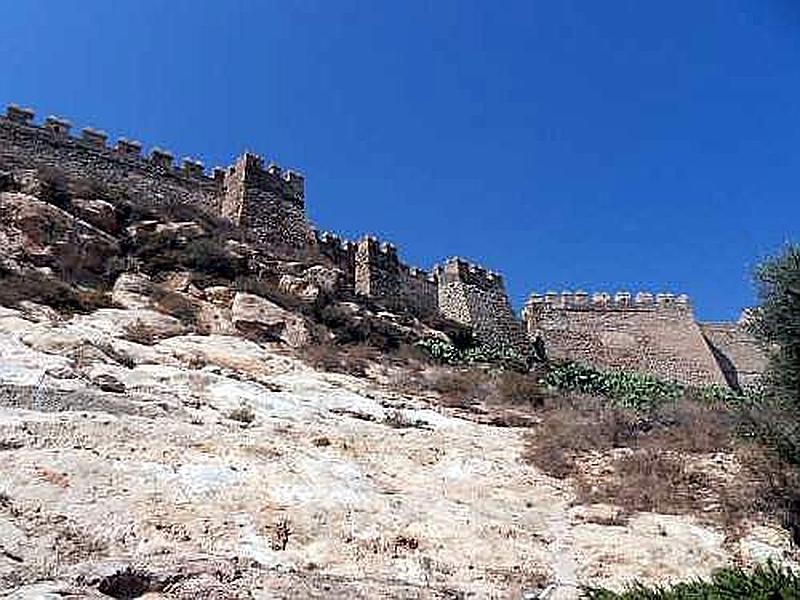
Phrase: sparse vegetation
[
  {"left": 417, "top": 337, "right": 529, "bottom": 371},
  {"left": 271, "top": 516, "right": 292, "bottom": 551},
  {"left": 34, "top": 166, "right": 72, "bottom": 209},
  {"left": 227, "top": 403, "right": 256, "bottom": 425},
  {"left": 151, "top": 288, "right": 203, "bottom": 329},
  {"left": 582, "top": 561, "right": 800, "bottom": 599},
  {"left": 523, "top": 391, "right": 800, "bottom": 537},
  {"left": 122, "top": 320, "right": 158, "bottom": 345},
  {"left": 132, "top": 232, "right": 243, "bottom": 281},
  {"left": 0, "top": 270, "right": 112, "bottom": 315},
  {"left": 383, "top": 409, "right": 426, "bottom": 429},
  {"left": 300, "top": 342, "right": 378, "bottom": 377}
]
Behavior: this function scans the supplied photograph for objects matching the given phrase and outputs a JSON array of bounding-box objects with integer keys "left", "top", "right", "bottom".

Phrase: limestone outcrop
[
  {"left": 231, "top": 292, "right": 309, "bottom": 347},
  {"left": 0, "top": 303, "right": 793, "bottom": 598}
]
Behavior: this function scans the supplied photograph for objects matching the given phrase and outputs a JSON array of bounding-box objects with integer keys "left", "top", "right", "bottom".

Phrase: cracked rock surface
[{"left": 0, "top": 304, "right": 794, "bottom": 599}]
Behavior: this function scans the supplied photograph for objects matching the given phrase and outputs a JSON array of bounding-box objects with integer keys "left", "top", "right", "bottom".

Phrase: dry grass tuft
[
  {"left": 227, "top": 403, "right": 256, "bottom": 425},
  {"left": 523, "top": 395, "right": 800, "bottom": 536}
]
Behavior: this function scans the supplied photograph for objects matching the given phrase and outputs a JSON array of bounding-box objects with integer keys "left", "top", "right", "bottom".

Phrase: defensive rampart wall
[
  {"left": 700, "top": 319, "right": 767, "bottom": 390},
  {"left": 0, "top": 105, "right": 222, "bottom": 209},
  {"left": 2, "top": 102, "right": 764, "bottom": 378},
  {"left": 523, "top": 291, "right": 727, "bottom": 386},
  {"left": 354, "top": 236, "right": 439, "bottom": 318},
  {"left": 0, "top": 104, "right": 311, "bottom": 251},
  {"left": 437, "top": 258, "right": 530, "bottom": 352}
]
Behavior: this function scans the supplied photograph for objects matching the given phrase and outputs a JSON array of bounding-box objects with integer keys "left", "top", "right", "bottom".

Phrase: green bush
[
  {"left": 541, "top": 360, "right": 749, "bottom": 411},
  {"left": 582, "top": 561, "right": 800, "bottom": 599},
  {"left": 416, "top": 337, "right": 528, "bottom": 371},
  {"left": 748, "top": 243, "right": 800, "bottom": 407}
]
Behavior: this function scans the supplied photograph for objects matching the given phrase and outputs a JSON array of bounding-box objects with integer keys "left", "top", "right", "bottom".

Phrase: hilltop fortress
[{"left": 0, "top": 104, "right": 765, "bottom": 388}]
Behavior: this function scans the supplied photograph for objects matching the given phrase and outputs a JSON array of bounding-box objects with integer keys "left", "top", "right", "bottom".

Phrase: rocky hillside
[{"left": 0, "top": 169, "right": 798, "bottom": 599}]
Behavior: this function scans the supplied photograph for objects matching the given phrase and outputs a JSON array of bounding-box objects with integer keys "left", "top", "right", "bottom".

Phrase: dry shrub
[
  {"left": 525, "top": 397, "right": 639, "bottom": 478},
  {"left": 493, "top": 371, "right": 548, "bottom": 407},
  {"left": 717, "top": 446, "right": 800, "bottom": 540},
  {"left": 35, "top": 166, "right": 72, "bottom": 209},
  {"left": 426, "top": 368, "right": 489, "bottom": 408},
  {"left": 123, "top": 320, "right": 158, "bottom": 345},
  {"left": 271, "top": 517, "right": 292, "bottom": 551},
  {"left": 313, "top": 302, "right": 409, "bottom": 352},
  {"left": 524, "top": 396, "right": 800, "bottom": 535},
  {"left": 639, "top": 401, "right": 734, "bottom": 453},
  {"left": 578, "top": 450, "right": 709, "bottom": 514},
  {"left": 152, "top": 289, "right": 203, "bottom": 329},
  {"left": 228, "top": 404, "right": 256, "bottom": 425},
  {"left": 0, "top": 271, "right": 110, "bottom": 315},
  {"left": 301, "top": 342, "right": 378, "bottom": 378},
  {"left": 388, "top": 342, "right": 430, "bottom": 368},
  {"left": 238, "top": 274, "right": 309, "bottom": 315}
]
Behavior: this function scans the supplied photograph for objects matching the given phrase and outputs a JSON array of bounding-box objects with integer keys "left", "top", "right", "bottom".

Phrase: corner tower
[
  {"left": 221, "top": 153, "right": 313, "bottom": 253},
  {"left": 435, "top": 258, "right": 530, "bottom": 352}
]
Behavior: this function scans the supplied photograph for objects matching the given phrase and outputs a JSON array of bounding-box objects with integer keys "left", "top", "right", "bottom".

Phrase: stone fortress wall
[
  {"left": 0, "top": 103, "right": 527, "bottom": 351},
  {"left": 700, "top": 318, "right": 768, "bottom": 390},
  {"left": 1, "top": 103, "right": 767, "bottom": 384},
  {"left": 314, "top": 230, "right": 529, "bottom": 351},
  {"left": 435, "top": 258, "right": 530, "bottom": 352},
  {"left": 0, "top": 104, "right": 311, "bottom": 253},
  {"left": 523, "top": 291, "right": 765, "bottom": 387},
  {"left": 354, "top": 237, "right": 439, "bottom": 319}
]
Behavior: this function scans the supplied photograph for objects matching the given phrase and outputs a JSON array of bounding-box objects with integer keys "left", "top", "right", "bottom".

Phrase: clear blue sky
[{"left": 2, "top": 1, "right": 799, "bottom": 320}]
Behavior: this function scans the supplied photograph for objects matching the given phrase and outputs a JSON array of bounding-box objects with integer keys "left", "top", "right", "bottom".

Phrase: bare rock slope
[{"left": 0, "top": 303, "right": 794, "bottom": 599}]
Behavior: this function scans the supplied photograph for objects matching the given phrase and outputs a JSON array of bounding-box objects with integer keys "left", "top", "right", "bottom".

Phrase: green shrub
[
  {"left": 582, "top": 561, "right": 800, "bottom": 599},
  {"left": 748, "top": 244, "right": 800, "bottom": 407},
  {"left": 417, "top": 337, "right": 528, "bottom": 371},
  {"left": 541, "top": 361, "right": 749, "bottom": 411}
]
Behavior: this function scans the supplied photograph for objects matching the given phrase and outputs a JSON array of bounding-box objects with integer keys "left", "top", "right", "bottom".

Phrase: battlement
[
  {"left": 227, "top": 152, "right": 305, "bottom": 204},
  {"left": 523, "top": 287, "right": 724, "bottom": 386},
  {"left": 357, "top": 236, "right": 400, "bottom": 269},
  {"left": 434, "top": 257, "right": 504, "bottom": 292},
  {"left": 1, "top": 102, "right": 314, "bottom": 254},
  {"left": 2, "top": 104, "right": 224, "bottom": 182},
  {"left": 353, "top": 235, "right": 438, "bottom": 317},
  {"left": 315, "top": 230, "right": 356, "bottom": 254},
  {"left": 0, "top": 100, "right": 744, "bottom": 385},
  {"left": 525, "top": 290, "right": 691, "bottom": 314}
]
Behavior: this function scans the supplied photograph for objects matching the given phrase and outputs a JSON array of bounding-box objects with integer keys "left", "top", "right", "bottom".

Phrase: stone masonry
[
  {"left": 436, "top": 258, "right": 530, "bottom": 352},
  {"left": 523, "top": 291, "right": 730, "bottom": 386},
  {"left": 0, "top": 104, "right": 312, "bottom": 254},
  {"left": 0, "top": 103, "right": 526, "bottom": 352},
  {"left": 700, "top": 317, "right": 768, "bottom": 390},
  {"left": 314, "top": 230, "right": 529, "bottom": 351},
  {"left": 354, "top": 237, "right": 439, "bottom": 319},
  {"left": 1, "top": 102, "right": 765, "bottom": 383},
  {"left": 221, "top": 153, "right": 312, "bottom": 252}
]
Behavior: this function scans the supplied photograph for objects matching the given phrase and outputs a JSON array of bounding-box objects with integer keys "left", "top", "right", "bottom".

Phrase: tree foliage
[{"left": 749, "top": 244, "right": 800, "bottom": 406}]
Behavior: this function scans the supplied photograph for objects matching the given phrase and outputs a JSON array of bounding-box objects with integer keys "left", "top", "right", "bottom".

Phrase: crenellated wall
[
  {"left": 0, "top": 104, "right": 312, "bottom": 251},
  {"left": 0, "top": 104, "right": 223, "bottom": 209},
  {"left": 436, "top": 258, "right": 530, "bottom": 352},
  {"left": 523, "top": 290, "right": 727, "bottom": 386},
  {"left": 1, "top": 102, "right": 765, "bottom": 382},
  {"left": 313, "top": 230, "right": 357, "bottom": 292},
  {"left": 354, "top": 236, "right": 439, "bottom": 318},
  {"left": 221, "top": 152, "right": 311, "bottom": 252}
]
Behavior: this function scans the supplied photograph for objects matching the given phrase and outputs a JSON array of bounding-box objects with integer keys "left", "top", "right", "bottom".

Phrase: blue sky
[{"left": 2, "top": 1, "right": 799, "bottom": 320}]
